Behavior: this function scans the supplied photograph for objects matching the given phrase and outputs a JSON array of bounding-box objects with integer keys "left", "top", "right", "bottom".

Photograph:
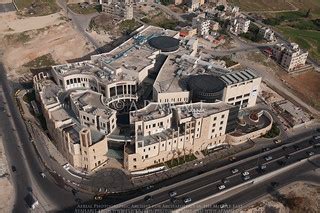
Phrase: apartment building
[
  {"left": 272, "top": 43, "right": 308, "bottom": 72},
  {"left": 101, "top": 2, "right": 133, "bottom": 20},
  {"left": 259, "top": 27, "right": 275, "bottom": 42},
  {"left": 229, "top": 17, "right": 250, "bottom": 35},
  {"left": 187, "top": 0, "right": 200, "bottom": 12},
  {"left": 192, "top": 17, "right": 210, "bottom": 36}
]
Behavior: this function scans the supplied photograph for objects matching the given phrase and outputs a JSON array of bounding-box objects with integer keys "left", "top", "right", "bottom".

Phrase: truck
[{"left": 24, "top": 193, "right": 39, "bottom": 209}]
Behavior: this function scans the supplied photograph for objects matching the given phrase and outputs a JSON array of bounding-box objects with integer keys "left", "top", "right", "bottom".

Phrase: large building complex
[
  {"left": 272, "top": 43, "right": 308, "bottom": 72},
  {"left": 33, "top": 26, "right": 261, "bottom": 172}
]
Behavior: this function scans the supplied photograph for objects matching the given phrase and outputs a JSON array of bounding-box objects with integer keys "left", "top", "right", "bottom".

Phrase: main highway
[
  {"left": 105, "top": 130, "right": 320, "bottom": 212},
  {"left": 0, "top": 63, "right": 91, "bottom": 212}
]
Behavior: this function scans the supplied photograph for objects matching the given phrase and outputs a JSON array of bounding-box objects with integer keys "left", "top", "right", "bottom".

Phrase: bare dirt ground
[
  {"left": 240, "top": 182, "right": 320, "bottom": 213},
  {"left": 0, "top": 137, "right": 14, "bottom": 213},
  {"left": 0, "top": 12, "right": 94, "bottom": 79}
]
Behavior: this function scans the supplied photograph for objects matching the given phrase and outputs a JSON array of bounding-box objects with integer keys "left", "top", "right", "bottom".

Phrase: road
[
  {"left": 200, "top": 159, "right": 320, "bottom": 212},
  {"left": 0, "top": 63, "right": 90, "bottom": 212},
  {"left": 105, "top": 130, "right": 320, "bottom": 212}
]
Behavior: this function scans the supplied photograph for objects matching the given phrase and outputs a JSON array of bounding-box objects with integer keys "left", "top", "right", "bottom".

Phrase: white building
[
  {"left": 193, "top": 17, "right": 211, "bottom": 36},
  {"left": 272, "top": 43, "right": 308, "bottom": 72},
  {"left": 229, "top": 17, "right": 250, "bottom": 35},
  {"left": 259, "top": 27, "right": 275, "bottom": 42}
]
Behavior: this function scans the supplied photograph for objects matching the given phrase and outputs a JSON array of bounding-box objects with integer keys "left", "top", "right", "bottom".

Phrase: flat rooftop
[
  {"left": 220, "top": 69, "right": 258, "bottom": 85},
  {"left": 52, "top": 26, "right": 179, "bottom": 84},
  {"left": 130, "top": 103, "right": 172, "bottom": 123},
  {"left": 177, "top": 102, "right": 232, "bottom": 119}
]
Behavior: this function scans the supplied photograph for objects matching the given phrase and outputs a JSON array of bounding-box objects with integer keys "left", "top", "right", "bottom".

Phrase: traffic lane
[
  {"left": 147, "top": 146, "right": 319, "bottom": 211},
  {"left": 0, "top": 106, "right": 31, "bottom": 212},
  {"left": 125, "top": 137, "right": 316, "bottom": 209},
  {"left": 207, "top": 160, "right": 319, "bottom": 212},
  {"left": 0, "top": 66, "right": 84, "bottom": 210},
  {"left": 154, "top": 148, "right": 318, "bottom": 210}
]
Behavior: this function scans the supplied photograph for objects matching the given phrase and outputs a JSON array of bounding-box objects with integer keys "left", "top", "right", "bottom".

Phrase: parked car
[
  {"left": 285, "top": 154, "right": 291, "bottom": 159},
  {"left": 171, "top": 197, "right": 179, "bottom": 204},
  {"left": 274, "top": 139, "right": 282, "bottom": 144},
  {"left": 231, "top": 168, "right": 239, "bottom": 174},
  {"left": 229, "top": 156, "right": 236, "bottom": 162},
  {"left": 282, "top": 146, "right": 288, "bottom": 151},
  {"left": 259, "top": 164, "right": 267, "bottom": 171},
  {"left": 217, "top": 185, "right": 226, "bottom": 191},
  {"left": 183, "top": 197, "right": 192, "bottom": 204},
  {"left": 40, "top": 172, "right": 46, "bottom": 178},
  {"left": 169, "top": 191, "right": 177, "bottom": 197},
  {"left": 217, "top": 202, "right": 229, "bottom": 209}
]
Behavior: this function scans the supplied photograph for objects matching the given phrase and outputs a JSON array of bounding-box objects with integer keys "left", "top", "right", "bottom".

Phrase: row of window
[
  {"left": 145, "top": 121, "right": 164, "bottom": 129},
  {"left": 230, "top": 80, "right": 253, "bottom": 88},
  {"left": 66, "top": 77, "right": 88, "bottom": 85}
]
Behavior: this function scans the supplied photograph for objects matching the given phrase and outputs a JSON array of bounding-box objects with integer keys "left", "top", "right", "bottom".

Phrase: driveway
[{"left": 0, "top": 3, "right": 15, "bottom": 13}]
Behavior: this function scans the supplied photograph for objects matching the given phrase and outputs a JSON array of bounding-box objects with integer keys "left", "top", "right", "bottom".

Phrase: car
[
  {"left": 264, "top": 156, "right": 273, "bottom": 161},
  {"left": 307, "top": 151, "right": 315, "bottom": 156},
  {"left": 242, "top": 175, "right": 251, "bottom": 181},
  {"left": 40, "top": 172, "right": 46, "bottom": 178},
  {"left": 183, "top": 197, "right": 192, "bottom": 204},
  {"left": 146, "top": 185, "right": 154, "bottom": 190},
  {"left": 94, "top": 195, "right": 103, "bottom": 201},
  {"left": 282, "top": 146, "right": 288, "bottom": 151},
  {"left": 229, "top": 156, "right": 236, "bottom": 162},
  {"left": 293, "top": 145, "right": 300, "bottom": 151},
  {"left": 11, "top": 166, "right": 16, "bottom": 172},
  {"left": 171, "top": 197, "right": 179, "bottom": 204},
  {"left": 222, "top": 178, "right": 230, "bottom": 184},
  {"left": 262, "top": 147, "right": 271, "bottom": 152},
  {"left": 231, "top": 168, "right": 239, "bottom": 174},
  {"left": 313, "top": 135, "right": 320, "bottom": 140},
  {"left": 144, "top": 195, "right": 152, "bottom": 202},
  {"left": 242, "top": 171, "right": 250, "bottom": 176},
  {"left": 217, "top": 202, "right": 229, "bottom": 209},
  {"left": 274, "top": 139, "right": 282, "bottom": 144},
  {"left": 259, "top": 164, "right": 267, "bottom": 170},
  {"left": 169, "top": 191, "right": 177, "bottom": 197},
  {"left": 285, "top": 154, "right": 291, "bottom": 159},
  {"left": 314, "top": 143, "right": 320, "bottom": 149},
  {"left": 218, "top": 185, "right": 226, "bottom": 190}
]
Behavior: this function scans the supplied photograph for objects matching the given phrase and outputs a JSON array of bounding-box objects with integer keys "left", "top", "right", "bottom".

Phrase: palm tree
[
  {"left": 189, "top": 149, "right": 193, "bottom": 160},
  {"left": 183, "top": 148, "right": 186, "bottom": 162},
  {"left": 171, "top": 151, "right": 175, "bottom": 165},
  {"left": 177, "top": 150, "right": 182, "bottom": 164}
]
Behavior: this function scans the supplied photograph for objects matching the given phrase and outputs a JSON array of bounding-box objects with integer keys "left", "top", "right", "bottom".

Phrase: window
[
  {"left": 221, "top": 114, "right": 225, "bottom": 119},
  {"left": 212, "top": 123, "right": 216, "bottom": 127},
  {"left": 214, "top": 117, "right": 217, "bottom": 121},
  {"left": 228, "top": 97, "right": 234, "bottom": 101},
  {"left": 133, "top": 158, "right": 136, "bottom": 162},
  {"left": 94, "top": 156, "right": 96, "bottom": 160},
  {"left": 145, "top": 155, "right": 149, "bottom": 158},
  {"left": 133, "top": 165, "right": 137, "bottom": 169},
  {"left": 220, "top": 121, "right": 223, "bottom": 125},
  {"left": 219, "top": 127, "right": 222, "bottom": 130},
  {"left": 153, "top": 124, "right": 156, "bottom": 128},
  {"left": 236, "top": 95, "right": 242, "bottom": 99}
]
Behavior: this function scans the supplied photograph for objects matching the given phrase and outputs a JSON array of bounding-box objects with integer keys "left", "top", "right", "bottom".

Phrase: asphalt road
[
  {"left": 0, "top": 63, "right": 90, "bottom": 212},
  {"left": 200, "top": 159, "right": 320, "bottom": 212},
  {"left": 106, "top": 131, "right": 320, "bottom": 212}
]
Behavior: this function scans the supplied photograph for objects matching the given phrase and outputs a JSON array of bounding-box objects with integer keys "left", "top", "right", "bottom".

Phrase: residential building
[
  {"left": 229, "top": 17, "right": 250, "bottom": 35},
  {"left": 192, "top": 17, "right": 210, "bottom": 36},
  {"left": 259, "top": 27, "right": 275, "bottom": 42},
  {"left": 102, "top": 2, "right": 133, "bottom": 20},
  {"left": 210, "top": 21, "right": 220, "bottom": 31},
  {"left": 187, "top": 0, "right": 200, "bottom": 12},
  {"left": 272, "top": 43, "right": 308, "bottom": 71}
]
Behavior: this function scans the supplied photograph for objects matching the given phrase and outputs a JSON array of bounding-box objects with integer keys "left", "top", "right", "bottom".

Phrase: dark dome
[
  {"left": 187, "top": 75, "right": 226, "bottom": 103},
  {"left": 148, "top": 36, "right": 180, "bottom": 52}
]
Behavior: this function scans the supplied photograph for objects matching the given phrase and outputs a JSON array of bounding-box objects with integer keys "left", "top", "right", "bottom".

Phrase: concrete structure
[
  {"left": 187, "top": 0, "right": 200, "bottom": 12},
  {"left": 210, "top": 21, "right": 220, "bottom": 31},
  {"left": 179, "top": 27, "right": 197, "bottom": 38},
  {"left": 33, "top": 26, "right": 262, "bottom": 172},
  {"left": 101, "top": 1, "right": 133, "bottom": 20},
  {"left": 192, "top": 17, "right": 210, "bottom": 36},
  {"left": 229, "top": 17, "right": 250, "bottom": 35},
  {"left": 174, "top": 0, "right": 183, "bottom": 5},
  {"left": 259, "top": 27, "right": 275, "bottom": 42},
  {"left": 272, "top": 43, "right": 308, "bottom": 72}
]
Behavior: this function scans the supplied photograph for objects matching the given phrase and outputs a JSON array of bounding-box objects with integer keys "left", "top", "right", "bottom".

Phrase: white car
[
  {"left": 242, "top": 171, "right": 250, "bottom": 176},
  {"left": 218, "top": 185, "right": 226, "bottom": 190},
  {"left": 40, "top": 172, "right": 46, "bottom": 178},
  {"left": 231, "top": 168, "right": 239, "bottom": 174},
  {"left": 264, "top": 156, "right": 273, "bottom": 161},
  {"left": 183, "top": 197, "right": 192, "bottom": 204}
]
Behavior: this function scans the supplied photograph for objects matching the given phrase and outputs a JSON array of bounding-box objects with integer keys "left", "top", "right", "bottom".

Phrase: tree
[
  {"left": 177, "top": 150, "right": 182, "bottom": 164},
  {"left": 216, "top": 5, "right": 225, "bottom": 12},
  {"left": 305, "top": 8, "right": 311, "bottom": 18},
  {"left": 171, "top": 151, "right": 175, "bottom": 165}
]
